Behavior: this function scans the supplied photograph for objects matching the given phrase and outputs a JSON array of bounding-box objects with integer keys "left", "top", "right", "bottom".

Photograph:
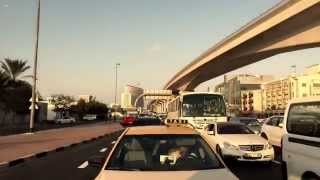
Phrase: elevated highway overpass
[{"left": 164, "top": 0, "right": 320, "bottom": 91}]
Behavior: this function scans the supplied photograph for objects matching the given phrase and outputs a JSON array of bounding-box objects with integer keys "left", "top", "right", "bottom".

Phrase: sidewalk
[{"left": 0, "top": 122, "right": 122, "bottom": 163}]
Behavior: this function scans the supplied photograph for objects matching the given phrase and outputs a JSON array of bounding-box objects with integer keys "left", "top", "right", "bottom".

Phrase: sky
[{"left": 0, "top": 0, "right": 319, "bottom": 103}]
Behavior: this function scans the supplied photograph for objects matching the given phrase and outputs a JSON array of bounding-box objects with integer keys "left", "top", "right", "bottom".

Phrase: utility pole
[
  {"left": 30, "top": 0, "right": 41, "bottom": 133},
  {"left": 114, "top": 63, "right": 120, "bottom": 104}
]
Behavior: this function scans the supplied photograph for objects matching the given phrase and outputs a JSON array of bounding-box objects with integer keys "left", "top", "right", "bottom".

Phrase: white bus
[{"left": 166, "top": 92, "right": 227, "bottom": 129}]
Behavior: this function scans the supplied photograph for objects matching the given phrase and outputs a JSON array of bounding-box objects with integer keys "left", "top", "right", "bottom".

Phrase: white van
[{"left": 282, "top": 97, "right": 320, "bottom": 180}]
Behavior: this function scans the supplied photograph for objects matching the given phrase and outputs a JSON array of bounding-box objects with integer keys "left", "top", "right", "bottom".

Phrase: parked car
[
  {"left": 83, "top": 114, "right": 97, "bottom": 121},
  {"left": 201, "top": 122, "right": 274, "bottom": 162},
  {"left": 260, "top": 115, "right": 284, "bottom": 147},
  {"left": 55, "top": 117, "right": 76, "bottom": 124},
  {"left": 282, "top": 97, "right": 320, "bottom": 180},
  {"left": 230, "top": 117, "right": 262, "bottom": 134}
]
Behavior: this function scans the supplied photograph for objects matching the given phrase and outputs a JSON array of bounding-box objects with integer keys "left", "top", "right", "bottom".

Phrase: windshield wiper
[{"left": 108, "top": 167, "right": 142, "bottom": 171}]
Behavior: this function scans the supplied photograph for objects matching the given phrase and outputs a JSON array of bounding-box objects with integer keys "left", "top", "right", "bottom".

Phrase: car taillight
[{"left": 123, "top": 116, "right": 135, "bottom": 123}]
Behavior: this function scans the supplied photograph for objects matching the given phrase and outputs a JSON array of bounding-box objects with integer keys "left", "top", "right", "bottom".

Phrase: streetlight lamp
[
  {"left": 29, "top": 0, "right": 41, "bottom": 133},
  {"left": 115, "top": 63, "right": 120, "bottom": 105}
]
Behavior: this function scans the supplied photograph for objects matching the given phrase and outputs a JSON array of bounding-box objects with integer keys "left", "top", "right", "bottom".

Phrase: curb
[{"left": 0, "top": 129, "right": 123, "bottom": 169}]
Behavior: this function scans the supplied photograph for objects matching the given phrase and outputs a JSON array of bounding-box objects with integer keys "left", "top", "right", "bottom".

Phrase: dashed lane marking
[
  {"left": 100, "top": 148, "right": 108, "bottom": 153},
  {"left": 78, "top": 161, "right": 89, "bottom": 169}
]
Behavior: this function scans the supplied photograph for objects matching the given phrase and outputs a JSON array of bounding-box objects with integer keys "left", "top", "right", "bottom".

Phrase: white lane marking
[
  {"left": 272, "top": 160, "right": 281, "bottom": 165},
  {"left": 78, "top": 161, "right": 89, "bottom": 169},
  {"left": 100, "top": 147, "right": 108, "bottom": 153},
  {"left": 111, "top": 141, "right": 116, "bottom": 144}
]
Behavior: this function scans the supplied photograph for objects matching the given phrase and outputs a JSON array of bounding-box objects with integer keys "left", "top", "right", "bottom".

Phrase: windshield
[
  {"left": 182, "top": 94, "right": 226, "bottom": 117},
  {"left": 106, "top": 135, "right": 223, "bottom": 171},
  {"left": 217, "top": 124, "right": 254, "bottom": 134}
]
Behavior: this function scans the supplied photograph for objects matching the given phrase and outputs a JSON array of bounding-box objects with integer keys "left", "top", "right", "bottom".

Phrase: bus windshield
[{"left": 182, "top": 94, "right": 226, "bottom": 117}]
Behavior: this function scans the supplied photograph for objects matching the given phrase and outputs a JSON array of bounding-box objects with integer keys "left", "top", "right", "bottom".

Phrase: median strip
[{"left": 0, "top": 129, "right": 124, "bottom": 169}]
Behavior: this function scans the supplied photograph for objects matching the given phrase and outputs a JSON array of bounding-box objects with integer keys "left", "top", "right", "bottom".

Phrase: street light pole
[
  {"left": 30, "top": 0, "right": 41, "bottom": 133},
  {"left": 114, "top": 63, "right": 120, "bottom": 105}
]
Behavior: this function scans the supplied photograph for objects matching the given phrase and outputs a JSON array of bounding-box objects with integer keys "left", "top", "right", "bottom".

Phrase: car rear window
[{"left": 287, "top": 102, "right": 320, "bottom": 138}]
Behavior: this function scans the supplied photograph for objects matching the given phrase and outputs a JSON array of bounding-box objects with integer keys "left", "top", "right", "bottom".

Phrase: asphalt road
[{"left": 0, "top": 132, "right": 283, "bottom": 180}]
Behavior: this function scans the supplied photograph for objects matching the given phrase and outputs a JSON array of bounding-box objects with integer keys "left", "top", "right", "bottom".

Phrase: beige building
[
  {"left": 241, "top": 90, "right": 263, "bottom": 113},
  {"left": 215, "top": 74, "right": 274, "bottom": 108},
  {"left": 121, "top": 92, "right": 132, "bottom": 108},
  {"left": 262, "top": 64, "right": 320, "bottom": 111}
]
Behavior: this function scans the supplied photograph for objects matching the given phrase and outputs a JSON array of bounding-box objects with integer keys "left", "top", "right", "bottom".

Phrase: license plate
[{"left": 244, "top": 153, "right": 262, "bottom": 158}]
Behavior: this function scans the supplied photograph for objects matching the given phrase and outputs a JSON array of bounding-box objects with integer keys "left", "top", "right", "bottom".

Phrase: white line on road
[
  {"left": 78, "top": 161, "right": 89, "bottom": 169},
  {"left": 100, "top": 147, "right": 108, "bottom": 153},
  {"left": 272, "top": 160, "right": 281, "bottom": 165}
]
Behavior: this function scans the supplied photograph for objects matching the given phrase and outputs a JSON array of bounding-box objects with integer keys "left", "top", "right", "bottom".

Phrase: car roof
[
  {"left": 125, "top": 126, "right": 198, "bottom": 135},
  {"left": 288, "top": 96, "right": 320, "bottom": 104},
  {"left": 231, "top": 117, "right": 257, "bottom": 120},
  {"left": 216, "top": 122, "right": 244, "bottom": 126}
]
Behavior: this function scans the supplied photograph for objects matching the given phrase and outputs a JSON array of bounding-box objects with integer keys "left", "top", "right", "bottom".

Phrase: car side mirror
[
  {"left": 278, "top": 123, "right": 283, "bottom": 128},
  {"left": 88, "top": 155, "right": 105, "bottom": 168},
  {"left": 208, "top": 130, "right": 215, "bottom": 136}
]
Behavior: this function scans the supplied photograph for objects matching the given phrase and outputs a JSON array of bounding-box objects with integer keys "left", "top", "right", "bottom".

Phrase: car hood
[
  {"left": 96, "top": 169, "right": 238, "bottom": 180},
  {"left": 220, "top": 134, "right": 267, "bottom": 146}
]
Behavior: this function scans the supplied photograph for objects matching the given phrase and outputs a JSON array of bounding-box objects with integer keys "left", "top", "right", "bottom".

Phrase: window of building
[
  {"left": 302, "top": 93, "right": 307, "bottom": 97},
  {"left": 313, "top": 83, "right": 320, "bottom": 87},
  {"left": 302, "top": 83, "right": 306, "bottom": 87}
]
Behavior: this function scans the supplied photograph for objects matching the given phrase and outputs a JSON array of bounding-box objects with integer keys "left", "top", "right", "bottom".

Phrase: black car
[{"left": 134, "top": 114, "right": 162, "bottom": 126}]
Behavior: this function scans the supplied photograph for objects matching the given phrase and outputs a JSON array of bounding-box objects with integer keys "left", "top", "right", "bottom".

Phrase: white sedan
[
  {"left": 201, "top": 122, "right": 274, "bottom": 162},
  {"left": 55, "top": 117, "right": 76, "bottom": 124}
]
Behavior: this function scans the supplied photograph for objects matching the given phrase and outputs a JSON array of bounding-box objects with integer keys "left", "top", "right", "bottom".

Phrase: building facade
[
  {"left": 120, "top": 85, "right": 144, "bottom": 109},
  {"left": 215, "top": 65, "right": 320, "bottom": 114},
  {"left": 262, "top": 64, "right": 320, "bottom": 111},
  {"left": 215, "top": 74, "right": 274, "bottom": 109},
  {"left": 241, "top": 89, "right": 263, "bottom": 113}
]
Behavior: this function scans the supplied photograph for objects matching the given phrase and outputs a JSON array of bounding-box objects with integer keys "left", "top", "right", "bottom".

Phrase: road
[{"left": 0, "top": 132, "right": 283, "bottom": 180}]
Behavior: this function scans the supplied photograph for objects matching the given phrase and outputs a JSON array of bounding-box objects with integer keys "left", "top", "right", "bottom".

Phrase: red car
[{"left": 121, "top": 115, "right": 136, "bottom": 126}]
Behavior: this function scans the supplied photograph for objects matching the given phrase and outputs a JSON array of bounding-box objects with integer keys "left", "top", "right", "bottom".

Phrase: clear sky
[{"left": 0, "top": 0, "right": 319, "bottom": 103}]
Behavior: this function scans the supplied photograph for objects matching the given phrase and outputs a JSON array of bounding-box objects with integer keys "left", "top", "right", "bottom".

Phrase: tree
[
  {"left": 50, "top": 94, "right": 75, "bottom": 112},
  {"left": 71, "top": 99, "right": 86, "bottom": 120},
  {"left": 70, "top": 99, "right": 108, "bottom": 120},
  {"left": 0, "top": 70, "right": 9, "bottom": 87},
  {"left": 1, "top": 58, "right": 30, "bottom": 82}
]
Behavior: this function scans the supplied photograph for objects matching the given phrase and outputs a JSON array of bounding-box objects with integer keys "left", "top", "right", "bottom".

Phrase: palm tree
[
  {"left": 0, "top": 70, "right": 9, "bottom": 88},
  {"left": 1, "top": 58, "right": 30, "bottom": 82}
]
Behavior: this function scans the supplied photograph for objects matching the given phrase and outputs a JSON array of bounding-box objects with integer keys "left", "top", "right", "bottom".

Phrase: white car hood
[
  {"left": 220, "top": 134, "right": 267, "bottom": 146},
  {"left": 96, "top": 169, "right": 238, "bottom": 180}
]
